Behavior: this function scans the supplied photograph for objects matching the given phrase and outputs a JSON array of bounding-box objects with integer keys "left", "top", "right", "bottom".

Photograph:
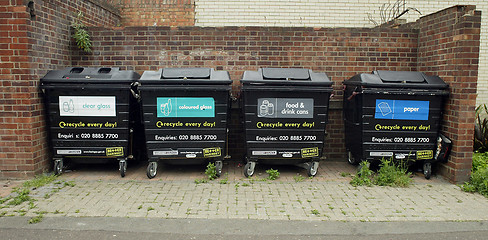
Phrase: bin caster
[
  {"left": 307, "top": 161, "right": 319, "bottom": 177},
  {"left": 244, "top": 161, "right": 256, "bottom": 178},
  {"left": 215, "top": 160, "right": 223, "bottom": 177},
  {"left": 119, "top": 159, "right": 127, "bottom": 178},
  {"left": 147, "top": 162, "right": 158, "bottom": 179},
  {"left": 423, "top": 162, "right": 432, "bottom": 179},
  {"left": 54, "top": 159, "right": 63, "bottom": 175},
  {"left": 347, "top": 151, "right": 359, "bottom": 165}
]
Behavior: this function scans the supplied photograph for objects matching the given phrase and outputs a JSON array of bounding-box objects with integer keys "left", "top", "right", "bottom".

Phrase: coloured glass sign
[{"left": 157, "top": 97, "right": 215, "bottom": 118}]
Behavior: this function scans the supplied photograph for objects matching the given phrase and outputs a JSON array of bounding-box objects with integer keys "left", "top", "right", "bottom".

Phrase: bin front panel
[
  {"left": 44, "top": 85, "right": 132, "bottom": 158},
  {"left": 141, "top": 87, "right": 230, "bottom": 160},
  {"left": 242, "top": 86, "right": 331, "bottom": 160},
  {"left": 360, "top": 92, "right": 445, "bottom": 161}
]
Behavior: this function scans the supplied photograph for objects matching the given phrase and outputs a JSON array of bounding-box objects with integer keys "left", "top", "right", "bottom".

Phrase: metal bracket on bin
[{"left": 130, "top": 82, "right": 141, "bottom": 102}]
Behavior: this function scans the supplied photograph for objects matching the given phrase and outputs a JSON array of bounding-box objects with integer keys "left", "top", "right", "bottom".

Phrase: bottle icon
[
  {"left": 160, "top": 98, "right": 172, "bottom": 116},
  {"left": 62, "top": 99, "right": 75, "bottom": 113},
  {"left": 62, "top": 102, "right": 69, "bottom": 112},
  {"left": 68, "top": 99, "right": 74, "bottom": 113},
  {"left": 258, "top": 100, "right": 274, "bottom": 117}
]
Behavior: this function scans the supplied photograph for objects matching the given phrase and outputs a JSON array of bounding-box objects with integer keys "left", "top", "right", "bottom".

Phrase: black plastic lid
[
  {"left": 162, "top": 68, "right": 211, "bottom": 79},
  {"left": 40, "top": 67, "right": 140, "bottom": 84},
  {"left": 343, "top": 70, "right": 448, "bottom": 89},
  {"left": 262, "top": 68, "right": 310, "bottom": 80},
  {"left": 241, "top": 68, "right": 332, "bottom": 87},
  {"left": 139, "top": 68, "right": 232, "bottom": 85},
  {"left": 376, "top": 70, "right": 426, "bottom": 83}
]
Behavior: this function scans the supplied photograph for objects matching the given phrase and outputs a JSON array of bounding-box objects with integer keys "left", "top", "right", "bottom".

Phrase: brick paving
[{"left": 2, "top": 160, "right": 488, "bottom": 222}]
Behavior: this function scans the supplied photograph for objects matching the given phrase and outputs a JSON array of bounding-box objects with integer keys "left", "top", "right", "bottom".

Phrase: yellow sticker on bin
[
  {"left": 203, "top": 147, "right": 221, "bottom": 158},
  {"left": 301, "top": 147, "right": 319, "bottom": 158},
  {"left": 106, "top": 147, "right": 124, "bottom": 157},
  {"left": 417, "top": 150, "right": 433, "bottom": 160}
]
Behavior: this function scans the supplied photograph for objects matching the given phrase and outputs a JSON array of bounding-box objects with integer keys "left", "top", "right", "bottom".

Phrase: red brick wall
[
  {"left": 417, "top": 5, "right": 481, "bottom": 183},
  {"left": 72, "top": 26, "right": 419, "bottom": 162},
  {"left": 0, "top": 0, "right": 120, "bottom": 178},
  {"left": 0, "top": 2, "right": 480, "bottom": 183},
  {"left": 107, "top": 0, "right": 195, "bottom": 26}
]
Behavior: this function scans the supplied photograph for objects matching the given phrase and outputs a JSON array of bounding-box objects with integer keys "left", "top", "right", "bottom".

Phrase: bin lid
[
  {"left": 40, "top": 67, "right": 140, "bottom": 84},
  {"left": 139, "top": 68, "right": 232, "bottom": 85},
  {"left": 241, "top": 68, "right": 332, "bottom": 87},
  {"left": 343, "top": 70, "right": 448, "bottom": 89}
]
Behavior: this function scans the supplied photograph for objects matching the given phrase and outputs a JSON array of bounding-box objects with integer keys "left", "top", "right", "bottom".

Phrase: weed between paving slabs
[{"left": 2, "top": 176, "right": 488, "bottom": 223}]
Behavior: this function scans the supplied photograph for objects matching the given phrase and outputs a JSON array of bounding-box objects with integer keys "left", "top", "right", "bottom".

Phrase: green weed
[
  {"left": 350, "top": 159, "right": 412, "bottom": 188},
  {"left": 71, "top": 12, "right": 92, "bottom": 53},
  {"left": 266, "top": 169, "right": 280, "bottom": 180},
  {"left": 63, "top": 181, "right": 76, "bottom": 187},
  {"left": 373, "top": 158, "right": 412, "bottom": 187},
  {"left": 194, "top": 179, "right": 208, "bottom": 184},
  {"left": 219, "top": 173, "right": 229, "bottom": 184},
  {"left": 205, "top": 163, "right": 218, "bottom": 180},
  {"left": 294, "top": 175, "right": 305, "bottom": 182},
  {"left": 28, "top": 213, "right": 44, "bottom": 224},
  {"left": 350, "top": 161, "right": 373, "bottom": 187}
]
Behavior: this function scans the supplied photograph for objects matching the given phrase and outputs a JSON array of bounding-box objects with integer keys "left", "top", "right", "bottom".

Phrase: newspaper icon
[{"left": 377, "top": 101, "right": 392, "bottom": 116}]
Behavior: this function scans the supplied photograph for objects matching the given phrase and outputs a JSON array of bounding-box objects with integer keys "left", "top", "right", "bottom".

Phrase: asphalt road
[{"left": 1, "top": 217, "right": 488, "bottom": 240}]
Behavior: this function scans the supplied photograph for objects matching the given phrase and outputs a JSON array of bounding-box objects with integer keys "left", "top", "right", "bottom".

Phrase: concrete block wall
[{"left": 195, "top": 0, "right": 488, "bottom": 107}]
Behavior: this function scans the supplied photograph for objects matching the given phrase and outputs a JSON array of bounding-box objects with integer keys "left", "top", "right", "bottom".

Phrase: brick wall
[
  {"left": 417, "top": 6, "right": 481, "bottom": 183},
  {"left": 0, "top": 0, "right": 120, "bottom": 178},
  {"left": 72, "top": 26, "right": 419, "bottom": 162},
  {"left": 0, "top": 2, "right": 481, "bottom": 183},
  {"left": 107, "top": 0, "right": 195, "bottom": 26}
]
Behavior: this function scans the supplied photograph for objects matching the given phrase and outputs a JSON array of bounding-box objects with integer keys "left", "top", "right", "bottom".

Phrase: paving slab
[{"left": 1, "top": 160, "right": 487, "bottom": 223}]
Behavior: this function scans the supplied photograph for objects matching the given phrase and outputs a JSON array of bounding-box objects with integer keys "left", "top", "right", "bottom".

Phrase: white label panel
[
  {"left": 59, "top": 96, "right": 116, "bottom": 117},
  {"left": 57, "top": 150, "right": 82, "bottom": 155}
]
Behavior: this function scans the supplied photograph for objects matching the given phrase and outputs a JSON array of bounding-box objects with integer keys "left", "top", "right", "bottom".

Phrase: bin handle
[
  {"left": 347, "top": 91, "right": 359, "bottom": 101},
  {"left": 131, "top": 82, "right": 141, "bottom": 101}
]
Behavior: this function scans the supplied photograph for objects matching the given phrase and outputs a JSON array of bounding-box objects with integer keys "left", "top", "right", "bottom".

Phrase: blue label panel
[
  {"left": 375, "top": 99, "right": 429, "bottom": 120},
  {"left": 157, "top": 97, "right": 215, "bottom": 118}
]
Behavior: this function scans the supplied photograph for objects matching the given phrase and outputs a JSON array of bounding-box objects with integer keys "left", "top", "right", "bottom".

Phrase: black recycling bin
[
  {"left": 138, "top": 68, "right": 232, "bottom": 179},
  {"left": 343, "top": 70, "right": 449, "bottom": 179},
  {"left": 240, "top": 68, "right": 333, "bottom": 177},
  {"left": 40, "top": 67, "right": 143, "bottom": 177}
]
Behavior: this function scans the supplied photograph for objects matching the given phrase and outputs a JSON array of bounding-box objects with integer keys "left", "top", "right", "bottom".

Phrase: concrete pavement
[
  {"left": 2, "top": 217, "right": 488, "bottom": 240},
  {"left": 1, "top": 160, "right": 488, "bottom": 222}
]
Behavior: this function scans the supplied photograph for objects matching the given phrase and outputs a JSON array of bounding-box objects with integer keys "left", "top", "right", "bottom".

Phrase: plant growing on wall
[{"left": 71, "top": 11, "right": 92, "bottom": 53}]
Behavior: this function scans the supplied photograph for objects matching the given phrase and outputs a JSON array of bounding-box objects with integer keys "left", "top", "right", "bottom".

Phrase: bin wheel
[
  {"left": 307, "top": 162, "right": 319, "bottom": 177},
  {"left": 215, "top": 161, "right": 223, "bottom": 178},
  {"left": 423, "top": 162, "right": 432, "bottom": 180},
  {"left": 244, "top": 162, "right": 255, "bottom": 178},
  {"left": 119, "top": 160, "right": 127, "bottom": 178},
  {"left": 147, "top": 162, "right": 158, "bottom": 179},
  {"left": 54, "top": 159, "right": 63, "bottom": 175},
  {"left": 347, "top": 151, "right": 359, "bottom": 165}
]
